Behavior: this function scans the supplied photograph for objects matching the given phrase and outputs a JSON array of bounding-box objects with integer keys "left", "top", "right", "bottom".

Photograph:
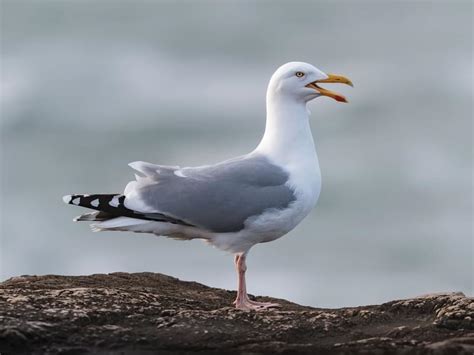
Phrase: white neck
[{"left": 255, "top": 92, "right": 318, "bottom": 167}]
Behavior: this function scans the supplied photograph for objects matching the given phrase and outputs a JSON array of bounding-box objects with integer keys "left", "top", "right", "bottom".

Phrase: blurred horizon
[{"left": 1, "top": 0, "right": 472, "bottom": 308}]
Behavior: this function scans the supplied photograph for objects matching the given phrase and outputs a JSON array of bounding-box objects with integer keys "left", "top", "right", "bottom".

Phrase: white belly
[
  {"left": 208, "top": 161, "right": 321, "bottom": 254},
  {"left": 241, "top": 157, "right": 322, "bottom": 244}
]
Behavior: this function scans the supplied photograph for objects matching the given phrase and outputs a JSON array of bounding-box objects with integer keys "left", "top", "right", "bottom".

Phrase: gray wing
[{"left": 124, "top": 154, "right": 296, "bottom": 233}]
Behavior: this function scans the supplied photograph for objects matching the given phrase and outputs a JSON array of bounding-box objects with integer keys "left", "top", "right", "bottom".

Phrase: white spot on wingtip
[
  {"left": 109, "top": 196, "right": 120, "bottom": 207},
  {"left": 72, "top": 197, "right": 80, "bottom": 205},
  {"left": 90, "top": 199, "right": 99, "bottom": 207},
  {"left": 62, "top": 195, "right": 72, "bottom": 203}
]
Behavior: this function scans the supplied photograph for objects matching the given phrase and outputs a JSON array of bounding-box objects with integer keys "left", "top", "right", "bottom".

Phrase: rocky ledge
[{"left": 0, "top": 272, "right": 472, "bottom": 354}]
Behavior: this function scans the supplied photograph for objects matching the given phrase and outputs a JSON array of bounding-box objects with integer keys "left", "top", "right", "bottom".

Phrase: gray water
[{"left": 1, "top": 1, "right": 472, "bottom": 308}]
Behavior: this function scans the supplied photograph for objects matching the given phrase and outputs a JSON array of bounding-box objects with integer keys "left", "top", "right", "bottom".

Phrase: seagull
[{"left": 63, "top": 62, "right": 352, "bottom": 310}]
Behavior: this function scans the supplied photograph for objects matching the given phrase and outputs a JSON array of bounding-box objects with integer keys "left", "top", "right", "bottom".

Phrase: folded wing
[{"left": 124, "top": 154, "right": 296, "bottom": 233}]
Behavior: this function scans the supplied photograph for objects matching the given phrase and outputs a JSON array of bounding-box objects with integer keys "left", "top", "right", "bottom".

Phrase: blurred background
[{"left": 1, "top": 0, "right": 472, "bottom": 308}]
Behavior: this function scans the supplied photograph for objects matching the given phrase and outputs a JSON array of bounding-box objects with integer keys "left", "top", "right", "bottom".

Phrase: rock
[{"left": 0, "top": 272, "right": 472, "bottom": 354}]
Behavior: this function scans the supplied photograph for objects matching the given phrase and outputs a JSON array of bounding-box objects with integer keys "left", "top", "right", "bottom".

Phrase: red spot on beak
[{"left": 335, "top": 95, "right": 348, "bottom": 103}]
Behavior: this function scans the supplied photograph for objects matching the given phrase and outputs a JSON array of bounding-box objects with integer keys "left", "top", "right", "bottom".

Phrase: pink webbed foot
[{"left": 234, "top": 296, "right": 280, "bottom": 311}]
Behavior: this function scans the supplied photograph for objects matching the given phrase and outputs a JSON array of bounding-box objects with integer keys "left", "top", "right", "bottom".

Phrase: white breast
[{"left": 210, "top": 91, "right": 322, "bottom": 252}]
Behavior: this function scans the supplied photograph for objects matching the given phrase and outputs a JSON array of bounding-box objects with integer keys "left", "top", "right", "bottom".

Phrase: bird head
[{"left": 267, "top": 62, "right": 353, "bottom": 103}]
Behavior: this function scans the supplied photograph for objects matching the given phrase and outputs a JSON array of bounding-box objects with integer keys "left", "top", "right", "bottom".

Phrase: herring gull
[{"left": 63, "top": 61, "right": 353, "bottom": 310}]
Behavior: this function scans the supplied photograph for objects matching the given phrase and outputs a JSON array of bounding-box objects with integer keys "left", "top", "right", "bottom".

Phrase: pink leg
[{"left": 233, "top": 253, "right": 280, "bottom": 310}]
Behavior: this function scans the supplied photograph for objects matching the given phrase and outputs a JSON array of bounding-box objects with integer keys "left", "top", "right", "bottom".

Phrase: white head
[{"left": 267, "top": 61, "right": 353, "bottom": 104}]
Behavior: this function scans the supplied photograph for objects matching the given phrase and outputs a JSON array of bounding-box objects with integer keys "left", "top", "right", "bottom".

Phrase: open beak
[{"left": 306, "top": 74, "right": 353, "bottom": 103}]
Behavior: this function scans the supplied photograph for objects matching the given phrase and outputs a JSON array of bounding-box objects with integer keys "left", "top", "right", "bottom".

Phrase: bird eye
[{"left": 295, "top": 72, "right": 305, "bottom": 78}]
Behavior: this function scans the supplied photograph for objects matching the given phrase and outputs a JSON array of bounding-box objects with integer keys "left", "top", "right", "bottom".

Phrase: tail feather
[
  {"left": 91, "top": 216, "right": 150, "bottom": 231},
  {"left": 63, "top": 194, "right": 124, "bottom": 222},
  {"left": 63, "top": 194, "right": 123, "bottom": 210},
  {"left": 62, "top": 193, "right": 195, "bottom": 227}
]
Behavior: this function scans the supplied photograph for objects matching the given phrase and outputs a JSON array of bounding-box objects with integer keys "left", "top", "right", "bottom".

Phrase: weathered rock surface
[{"left": 0, "top": 272, "right": 472, "bottom": 354}]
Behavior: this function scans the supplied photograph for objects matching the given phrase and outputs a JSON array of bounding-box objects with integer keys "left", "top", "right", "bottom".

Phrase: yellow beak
[{"left": 306, "top": 74, "right": 353, "bottom": 103}]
